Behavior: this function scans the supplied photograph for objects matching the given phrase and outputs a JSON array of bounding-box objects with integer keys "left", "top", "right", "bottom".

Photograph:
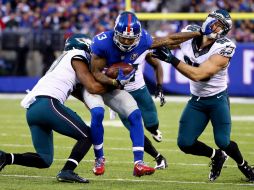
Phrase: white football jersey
[
  {"left": 180, "top": 25, "right": 236, "bottom": 97},
  {"left": 124, "top": 50, "right": 151, "bottom": 92},
  {"left": 21, "top": 49, "right": 89, "bottom": 108}
]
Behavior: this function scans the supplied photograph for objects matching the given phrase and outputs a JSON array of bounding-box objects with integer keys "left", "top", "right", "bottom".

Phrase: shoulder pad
[{"left": 214, "top": 37, "right": 236, "bottom": 57}]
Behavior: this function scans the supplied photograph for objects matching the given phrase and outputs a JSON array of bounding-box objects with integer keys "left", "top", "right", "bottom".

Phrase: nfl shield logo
[{"left": 130, "top": 53, "right": 139, "bottom": 60}]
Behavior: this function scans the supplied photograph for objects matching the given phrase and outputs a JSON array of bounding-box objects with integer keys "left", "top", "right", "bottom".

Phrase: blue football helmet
[
  {"left": 113, "top": 11, "right": 141, "bottom": 52},
  {"left": 64, "top": 33, "right": 92, "bottom": 53},
  {"left": 203, "top": 9, "right": 232, "bottom": 39}
]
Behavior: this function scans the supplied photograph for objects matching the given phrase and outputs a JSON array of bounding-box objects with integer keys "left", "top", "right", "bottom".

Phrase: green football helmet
[{"left": 64, "top": 34, "right": 92, "bottom": 53}]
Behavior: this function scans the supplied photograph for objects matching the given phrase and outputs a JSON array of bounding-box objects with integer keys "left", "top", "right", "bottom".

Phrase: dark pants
[
  {"left": 26, "top": 96, "right": 91, "bottom": 166},
  {"left": 177, "top": 90, "right": 231, "bottom": 149}
]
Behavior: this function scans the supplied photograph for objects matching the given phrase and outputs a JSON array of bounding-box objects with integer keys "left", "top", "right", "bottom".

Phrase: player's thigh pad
[
  {"left": 83, "top": 89, "right": 105, "bottom": 109},
  {"left": 103, "top": 89, "right": 138, "bottom": 118}
]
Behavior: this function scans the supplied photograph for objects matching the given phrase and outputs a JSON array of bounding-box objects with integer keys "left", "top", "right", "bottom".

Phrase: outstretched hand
[{"left": 152, "top": 47, "right": 174, "bottom": 63}]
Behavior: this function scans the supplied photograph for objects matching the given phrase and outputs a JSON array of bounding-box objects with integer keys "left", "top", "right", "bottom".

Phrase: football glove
[
  {"left": 155, "top": 84, "right": 166, "bottom": 107},
  {"left": 116, "top": 68, "right": 136, "bottom": 89},
  {"left": 152, "top": 47, "right": 174, "bottom": 63}
]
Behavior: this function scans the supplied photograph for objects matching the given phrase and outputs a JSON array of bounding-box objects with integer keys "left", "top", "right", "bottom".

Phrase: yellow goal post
[{"left": 125, "top": 0, "right": 254, "bottom": 20}]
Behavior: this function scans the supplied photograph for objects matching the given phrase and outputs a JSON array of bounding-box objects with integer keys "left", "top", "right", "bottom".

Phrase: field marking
[
  {"left": 0, "top": 174, "right": 253, "bottom": 186},
  {"left": 231, "top": 116, "right": 254, "bottom": 121},
  {"left": 1, "top": 116, "right": 254, "bottom": 126},
  {"left": 2, "top": 132, "right": 254, "bottom": 145},
  {"left": 1, "top": 94, "right": 254, "bottom": 104}
]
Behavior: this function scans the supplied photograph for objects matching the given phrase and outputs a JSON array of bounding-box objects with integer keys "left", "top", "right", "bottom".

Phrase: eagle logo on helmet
[
  {"left": 203, "top": 9, "right": 232, "bottom": 39},
  {"left": 64, "top": 34, "right": 92, "bottom": 53}
]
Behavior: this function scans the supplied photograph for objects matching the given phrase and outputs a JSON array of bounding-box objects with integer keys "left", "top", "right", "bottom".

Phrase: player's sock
[
  {"left": 128, "top": 109, "right": 144, "bottom": 162},
  {"left": 62, "top": 138, "right": 92, "bottom": 171},
  {"left": 223, "top": 141, "right": 244, "bottom": 165},
  {"left": 9, "top": 152, "right": 50, "bottom": 168},
  {"left": 178, "top": 140, "right": 214, "bottom": 158},
  {"left": 144, "top": 135, "right": 159, "bottom": 158},
  {"left": 90, "top": 107, "right": 105, "bottom": 158}
]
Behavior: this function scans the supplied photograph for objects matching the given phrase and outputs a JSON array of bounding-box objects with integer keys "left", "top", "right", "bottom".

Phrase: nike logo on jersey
[{"left": 217, "top": 95, "right": 223, "bottom": 99}]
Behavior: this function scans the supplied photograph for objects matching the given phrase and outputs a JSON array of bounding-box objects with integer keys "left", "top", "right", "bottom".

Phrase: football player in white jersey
[
  {"left": 0, "top": 34, "right": 111, "bottom": 183},
  {"left": 153, "top": 9, "right": 254, "bottom": 182}
]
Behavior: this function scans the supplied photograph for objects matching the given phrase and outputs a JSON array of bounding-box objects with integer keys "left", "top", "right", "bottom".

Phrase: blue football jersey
[{"left": 91, "top": 29, "right": 153, "bottom": 67}]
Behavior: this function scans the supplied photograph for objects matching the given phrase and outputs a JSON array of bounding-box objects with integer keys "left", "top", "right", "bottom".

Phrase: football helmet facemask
[
  {"left": 64, "top": 33, "right": 92, "bottom": 53},
  {"left": 202, "top": 9, "right": 232, "bottom": 39},
  {"left": 113, "top": 11, "right": 141, "bottom": 52}
]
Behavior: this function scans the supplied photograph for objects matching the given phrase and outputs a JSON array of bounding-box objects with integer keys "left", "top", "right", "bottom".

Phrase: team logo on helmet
[
  {"left": 203, "top": 9, "right": 232, "bottom": 39},
  {"left": 113, "top": 11, "right": 142, "bottom": 52}
]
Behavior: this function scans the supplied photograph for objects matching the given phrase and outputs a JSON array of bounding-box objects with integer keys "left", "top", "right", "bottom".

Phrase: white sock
[
  {"left": 239, "top": 160, "right": 245, "bottom": 166},
  {"left": 10, "top": 153, "right": 14, "bottom": 164},
  {"left": 210, "top": 149, "right": 216, "bottom": 159}
]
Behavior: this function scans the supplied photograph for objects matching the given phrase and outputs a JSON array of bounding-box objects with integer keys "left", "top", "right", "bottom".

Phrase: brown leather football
[{"left": 105, "top": 62, "right": 134, "bottom": 79}]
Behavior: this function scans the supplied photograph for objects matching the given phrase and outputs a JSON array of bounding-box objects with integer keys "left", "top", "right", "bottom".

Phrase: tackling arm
[
  {"left": 91, "top": 54, "right": 118, "bottom": 86},
  {"left": 175, "top": 54, "right": 230, "bottom": 82},
  {"left": 71, "top": 59, "right": 107, "bottom": 94}
]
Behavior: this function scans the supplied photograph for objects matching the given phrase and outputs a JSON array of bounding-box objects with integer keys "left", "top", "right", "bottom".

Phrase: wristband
[{"left": 170, "top": 56, "right": 180, "bottom": 67}]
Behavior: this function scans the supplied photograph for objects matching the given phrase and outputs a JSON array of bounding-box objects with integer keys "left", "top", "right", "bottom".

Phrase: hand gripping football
[{"left": 105, "top": 62, "right": 134, "bottom": 79}]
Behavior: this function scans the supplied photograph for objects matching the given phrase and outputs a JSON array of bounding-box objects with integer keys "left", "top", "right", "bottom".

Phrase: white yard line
[
  {"left": 1, "top": 94, "right": 254, "bottom": 104},
  {"left": 0, "top": 174, "right": 254, "bottom": 186}
]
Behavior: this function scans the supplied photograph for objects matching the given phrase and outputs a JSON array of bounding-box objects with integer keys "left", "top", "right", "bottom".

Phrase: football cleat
[
  {"left": 155, "top": 154, "right": 168, "bottom": 170},
  {"left": 56, "top": 170, "right": 89, "bottom": 183},
  {"left": 0, "top": 150, "right": 7, "bottom": 172},
  {"left": 133, "top": 161, "right": 155, "bottom": 177},
  {"left": 93, "top": 157, "right": 105, "bottom": 176},
  {"left": 209, "top": 150, "right": 228, "bottom": 181},
  {"left": 238, "top": 161, "right": 254, "bottom": 182},
  {"left": 152, "top": 130, "right": 162, "bottom": 142}
]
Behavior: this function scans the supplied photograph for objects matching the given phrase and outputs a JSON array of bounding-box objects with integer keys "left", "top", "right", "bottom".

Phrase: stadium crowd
[
  {"left": 0, "top": 0, "right": 253, "bottom": 42},
  {"left": 0, "top": 0, "right": 253, "bottom": 76}
]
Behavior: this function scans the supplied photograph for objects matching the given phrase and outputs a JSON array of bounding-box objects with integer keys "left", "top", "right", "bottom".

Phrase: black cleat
[
  {"left": 154, "top": 154, "right": 168, "bottom": 169},
  {"left": 209, "top": 150, "right": 228, "bottom": 181},
  {"left": 56, "top": 170, "right": 89, "bottom": 183},
  {"left": 0, "top": 151, "right": 7, "bottom": 171},
  {"left": 238, "top": 161, "right": 254, "bottom": 182}
]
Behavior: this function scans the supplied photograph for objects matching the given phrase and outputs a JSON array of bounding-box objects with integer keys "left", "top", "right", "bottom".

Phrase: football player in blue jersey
[
  {"left": 88, "top": 11, "right": 213, "bottom": 177},
  {"left": 0, "top": 34, "right": 127, "bottom": 183},
  {"left": 117, "top": 52, "right": 168, "bottom": 170},
  {"left": 152, "top": 9, "right": 254, "bottom": 182}
]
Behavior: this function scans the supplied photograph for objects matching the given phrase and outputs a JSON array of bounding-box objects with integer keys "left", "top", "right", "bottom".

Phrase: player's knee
[
  {"left": 91, "top": 107, "right": 105, "bottom": 124},
  {"left": 215, "top": 135, "right": 230, "bottom": 149},
  {"left": 177, "top": 136, "right": 195, "bottom": 153},
  {"left": 177, "top": 143, "right": 195, "bottom": 154},
  {"left": 40, "top": 154, "right": 53, "bottom": 168},
  {"left": 128, "top": 109, "right": 142, "bottom": 123}
]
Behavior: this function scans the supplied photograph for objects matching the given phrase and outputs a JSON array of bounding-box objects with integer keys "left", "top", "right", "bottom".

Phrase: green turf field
[{"left": 0, "top": 98, "right": 254, "bottom": 190}]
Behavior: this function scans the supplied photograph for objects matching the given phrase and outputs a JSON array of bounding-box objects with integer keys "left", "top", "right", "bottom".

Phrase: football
[{"left": 105, "top": 62, "right": 134, "bottom": 79}]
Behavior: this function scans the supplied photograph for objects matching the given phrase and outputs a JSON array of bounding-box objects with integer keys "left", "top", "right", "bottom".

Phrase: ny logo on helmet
[{"left": 123, "top": 27, "right": 135, "bottom": 37}]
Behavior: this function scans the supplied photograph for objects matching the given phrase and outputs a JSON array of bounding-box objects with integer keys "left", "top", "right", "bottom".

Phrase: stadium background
[
  {"left": 0, "top": 0, "right": 254, "bottom": 96},
  {"left": 0, "top": 1, "right": 254, "bottom": 189}
]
